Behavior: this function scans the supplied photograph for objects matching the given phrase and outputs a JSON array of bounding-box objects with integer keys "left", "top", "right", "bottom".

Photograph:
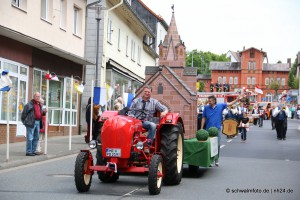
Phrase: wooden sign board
[{"left": 222, "top": 119, "right": 238, "bottom": 136}]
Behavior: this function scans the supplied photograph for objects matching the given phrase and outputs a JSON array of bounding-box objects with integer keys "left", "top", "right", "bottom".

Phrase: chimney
[
  {"left": 243, "top": 46, "right": 245, "bottom": 51},
  {"left": 287, "top": 58, "right": 291, "bottom": 68}
]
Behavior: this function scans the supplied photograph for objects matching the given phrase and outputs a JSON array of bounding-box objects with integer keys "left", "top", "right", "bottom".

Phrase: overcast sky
[{"left": 141, "top": 0, "right": 300, "bottom": 64}]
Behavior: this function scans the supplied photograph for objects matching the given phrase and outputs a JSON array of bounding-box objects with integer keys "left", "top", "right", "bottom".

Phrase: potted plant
[
  {"left": 196, "top": 129, "right": 209, "bottom": 141},
  {"left": 208, "top": 127, "right": 218, "bottom": 137}
]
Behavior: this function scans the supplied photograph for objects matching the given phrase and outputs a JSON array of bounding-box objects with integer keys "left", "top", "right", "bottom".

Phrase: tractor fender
[{"left": 160, "top": 113, "right": 185, "bottom": 134}]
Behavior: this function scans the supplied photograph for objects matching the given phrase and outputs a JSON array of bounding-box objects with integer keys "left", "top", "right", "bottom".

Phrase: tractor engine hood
[{"left": 101, "top": 115, "right": 142, "bottom": 158}]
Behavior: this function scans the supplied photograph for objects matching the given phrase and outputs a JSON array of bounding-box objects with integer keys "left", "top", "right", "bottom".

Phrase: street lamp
[{"left": 95, "top": 5, "right": 102, "bottom": 87}]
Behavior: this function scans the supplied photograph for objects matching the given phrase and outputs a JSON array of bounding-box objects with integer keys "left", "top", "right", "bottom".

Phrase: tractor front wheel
[
  {"left": 74, "top": 152, "right": 92, "bottom": 192},
  {"left": 148, "top": 154, "right": 163, "bottom": 195},
  {"left": 161, "top": 122, "right": 184, "bottom": 185}
]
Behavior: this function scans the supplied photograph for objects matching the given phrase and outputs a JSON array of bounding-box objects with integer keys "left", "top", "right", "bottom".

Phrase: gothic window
[{"left": 158, "top": 83, "right": 163, "bottom": 94}]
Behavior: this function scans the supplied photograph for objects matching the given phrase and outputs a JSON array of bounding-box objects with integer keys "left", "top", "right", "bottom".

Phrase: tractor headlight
[
  {"left": 136, "top": 141, "right": 144, "bottom": 150},
  {"left": 88, "top": 140, "right": 97, "bottom": 149}
]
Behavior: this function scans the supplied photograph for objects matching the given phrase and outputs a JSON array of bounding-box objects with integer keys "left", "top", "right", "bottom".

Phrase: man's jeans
[
  {"left": 142, "top": 121, "right": 156, "bottom": 142},
  {"left": 26, "top": 120, "right": 40, "bottom": 154}
]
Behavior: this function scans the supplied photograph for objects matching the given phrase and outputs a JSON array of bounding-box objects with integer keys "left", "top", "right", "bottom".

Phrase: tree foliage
[
  {"left": 199, "top": 81, "right": 205, "bottom": 92},
  {"left": 186, "top": 50, "right": 228, "bottom": 75},
  {"left": 293, "top": 77, "right": 299, "bottom": 89},
  {"left": 288, "top": 58, "right": 298, "bottom": 89}
]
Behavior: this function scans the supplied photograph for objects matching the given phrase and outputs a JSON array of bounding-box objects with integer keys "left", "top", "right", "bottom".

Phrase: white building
[
  {"left": 0, "top": 0, "right": 91, "bottom": 143},
  {"left": 82, "top": 0, "right": 168, "bottom": 129}
]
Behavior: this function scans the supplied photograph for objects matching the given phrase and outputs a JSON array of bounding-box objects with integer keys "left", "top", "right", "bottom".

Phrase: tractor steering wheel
[{"left": 133, "top": 109, "right": 147, "bottom": 120}]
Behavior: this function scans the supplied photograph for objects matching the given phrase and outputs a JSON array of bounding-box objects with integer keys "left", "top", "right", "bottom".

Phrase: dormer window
[{"left": 250, "top": 49, "right": 255, "bottom": 58}]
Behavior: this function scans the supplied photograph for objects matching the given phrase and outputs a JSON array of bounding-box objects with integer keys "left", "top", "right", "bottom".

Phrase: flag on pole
[
  {"left": 123, "top": 92, "right": 135, "bottom": 107},
  {"left": 94, "top": 87, "right": 107, "bottom": 106},
  {"left": 255, "top": 85, "right": 263, "bottom": 94},
  {"left": 74, "top": 81, "right": 84, "bottom": 94},
  {"left": 45, "top": 72, "right": 59, "bottom": 81},
  {"left": 0, "top": 70, "right": 12, "bottom": 91},
  {"left": 106, "top": 84, "right": 114, "bottom": 101}
]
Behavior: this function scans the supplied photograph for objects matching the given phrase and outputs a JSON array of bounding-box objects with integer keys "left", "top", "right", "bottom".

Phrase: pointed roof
[{"left": 163, "top": 12, "right": 181, "bottom": 47}]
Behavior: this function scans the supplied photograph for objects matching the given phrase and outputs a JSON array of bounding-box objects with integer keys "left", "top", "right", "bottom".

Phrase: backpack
[{"left": 277, "top": 111, "right": 286, "bottom": 121}]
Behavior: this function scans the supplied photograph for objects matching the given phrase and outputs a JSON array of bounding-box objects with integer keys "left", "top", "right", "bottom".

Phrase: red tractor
[{"left": 74, "top": 109, "right": 184, "bottom": 195}]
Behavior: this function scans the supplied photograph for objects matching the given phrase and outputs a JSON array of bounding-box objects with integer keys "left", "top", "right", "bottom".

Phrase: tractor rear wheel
[
  {"left": 161, "top": 122, "right": 184, "bottom": 185},
  {"left": 96, "top": 145, "right": 119, "bottom": 183},
  {"left": 148, "top": 154, "right": 163, "bottom": 195},
  {"left": 74, "top": 152, "right": 92, "bottom": 192}
]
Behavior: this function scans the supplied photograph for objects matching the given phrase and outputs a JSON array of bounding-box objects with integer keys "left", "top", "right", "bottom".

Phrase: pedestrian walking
[
  {"left": 272, "top": 104, "right": 288, "bottom": 140},
  {"left": 197, "top": 99, "right": 204, "bottom": 130},
  {"left": 252, "top": 106, "right": 259, "bottom": 126},
  {"left": 258, "top": 106, "right": 265, "bottom": 127},
  {"left": 21, "top": 92, "right": 46, "bottom": 156},
  {"left": 290, "top": 105, "right": 296, "bottom": 119},
  {"left": 239, "top": 112, "right": 250, "bottom": 142},
  {"left": 270, "top": 105, "right": 276, "bottom": 130}
]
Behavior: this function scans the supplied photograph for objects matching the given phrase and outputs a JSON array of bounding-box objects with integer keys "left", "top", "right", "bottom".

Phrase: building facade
[
  {"left": 198, "top": 47, "right": 290, "bottom": 102},
  {"left": 0, "top": 0, "right": 90, "bottom": 144},
  {"left": 135, "top": 11, "right": 198, "bottom": 139},
  {"left": 82, "top": 0, "right": 167, "bottom": 130}
]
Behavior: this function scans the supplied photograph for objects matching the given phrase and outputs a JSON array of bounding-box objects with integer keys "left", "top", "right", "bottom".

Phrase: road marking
[
  {"left": 227, "top": 139, "right": 232, "bottom": 143},
  {"left": 123, "top": 187, "right": 145, "bottom": 197},
  {"left": 220, "top": 145, "right": 225, "bottom": 149}
]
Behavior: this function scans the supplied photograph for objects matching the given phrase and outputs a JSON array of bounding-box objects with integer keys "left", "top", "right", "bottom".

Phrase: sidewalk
[{"left": 0, "top": 134, "right": 89, "bottom": 170}]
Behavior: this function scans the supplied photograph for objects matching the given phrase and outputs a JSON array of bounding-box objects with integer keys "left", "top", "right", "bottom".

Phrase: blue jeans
[
  {"left": 26, "top": 120, "right": 40, "bottom": 154},
  {"left": 241, "top": 128, "right": 247, "bottom": 141},
  {"left": 142, "top": 121, "right": 156, "bottom": 142}
]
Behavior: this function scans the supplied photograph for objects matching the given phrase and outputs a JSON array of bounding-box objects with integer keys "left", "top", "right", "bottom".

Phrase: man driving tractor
[{"left": 129, "top": 85, "right": 168, "bottom": 145}]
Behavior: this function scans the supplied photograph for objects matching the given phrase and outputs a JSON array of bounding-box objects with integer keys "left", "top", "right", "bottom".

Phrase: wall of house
[
  {"left": 240, "top": 49, "right": 264, "bottom": 88},
  {"left": 105, "top": 10, "right": 155, "bottom": 80},
  {"left": 0, "top": 37, "right": 82, "bottom": 144},
  {"left": 0, "top": 0, "right": 86, "bottom": 58}
]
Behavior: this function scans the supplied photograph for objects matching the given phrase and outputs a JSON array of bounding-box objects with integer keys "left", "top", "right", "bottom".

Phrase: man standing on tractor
[
  {"left": 129, "top": 85, "right": 168, "bottom": 145},
  {"left": 201, "top": 94, "right": 243, "bottom": 166}
]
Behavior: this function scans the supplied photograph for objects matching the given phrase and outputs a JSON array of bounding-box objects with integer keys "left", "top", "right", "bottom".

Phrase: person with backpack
[{"left": 272, "top": 104, "right": 289, "bottom": 140}]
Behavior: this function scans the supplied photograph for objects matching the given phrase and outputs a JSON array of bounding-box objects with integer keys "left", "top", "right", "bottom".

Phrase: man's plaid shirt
[{"left": 129, "top": 97, "right": 167, "bottom": 120}]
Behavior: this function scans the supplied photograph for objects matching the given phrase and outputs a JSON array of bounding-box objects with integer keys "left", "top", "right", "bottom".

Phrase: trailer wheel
[
  {"left": 96, "top": 145, "right": 119, "bottom": 183},
  {"left": 148, "top": 154, "right": 163, "bottom": 195},
  {"left": 161, "top": 122, "right": 184, "bottom": 185},
  {"left": 74, "top": 152, "right": 92, "bottom": 192}
]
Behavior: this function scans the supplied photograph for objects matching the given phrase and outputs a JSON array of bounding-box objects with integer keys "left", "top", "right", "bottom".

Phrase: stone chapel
[{"left": 135, "top": 10, "right": 198, "bottom": 139}]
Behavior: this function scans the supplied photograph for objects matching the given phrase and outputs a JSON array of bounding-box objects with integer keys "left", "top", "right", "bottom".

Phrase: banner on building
[{"left": 0, "top": 70, "right": 12, "bottom": 91}]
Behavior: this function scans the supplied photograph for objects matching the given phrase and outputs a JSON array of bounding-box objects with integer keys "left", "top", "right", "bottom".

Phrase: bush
[
  {"left": 208, "top": 127, "right": 218, "bottom": 137},
  {"left": 196, "top": 129, "right": 209, "bottom": 141}
]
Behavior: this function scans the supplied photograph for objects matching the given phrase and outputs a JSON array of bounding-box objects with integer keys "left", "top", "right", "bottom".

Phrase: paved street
[{"left": 0, "top": 118, "right": 299, "bottom": 200}]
